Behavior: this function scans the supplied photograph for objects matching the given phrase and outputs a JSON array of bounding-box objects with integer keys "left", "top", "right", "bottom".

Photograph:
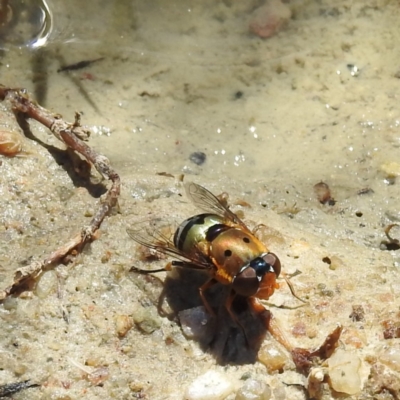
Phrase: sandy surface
[{"left": 1, "top": 0, "right": 400, "bottom": 399}]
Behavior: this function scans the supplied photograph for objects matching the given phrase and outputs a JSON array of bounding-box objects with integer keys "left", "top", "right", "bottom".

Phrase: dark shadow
[
  {"left": 55, "top": 52, "right": 101, "bottom": 114},
  {"left": 156, "top": 268, "right": 268, "bottom": 365},
  {"left": 31, "top": 48, "right": 49, "bottom": 106},
  {"left": 14, "top": 112, "right": 107, "bottom": 198}
]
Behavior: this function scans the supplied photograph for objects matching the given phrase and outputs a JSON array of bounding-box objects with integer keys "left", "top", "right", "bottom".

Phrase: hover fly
[
  {"left": 128, "top": 185, "right": 342, "bottom": 371},
  {"left": 127, "top": 183, "right": 286, "bottom": 331}
]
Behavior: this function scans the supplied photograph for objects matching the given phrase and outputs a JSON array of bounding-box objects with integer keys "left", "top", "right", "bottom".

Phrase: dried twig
[
  {"left": 291, "top": 324, "right": 343, "bottom": 374},
  {"left": 0, "top": 86, "right": 121, "bottom": 300},
  {"left": 57, "top": 57, "right": 104, "bottom": 73}
]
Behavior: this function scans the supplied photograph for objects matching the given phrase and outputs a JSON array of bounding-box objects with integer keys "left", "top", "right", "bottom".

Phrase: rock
[
  {"left": 328, "top": 349, "right": 363, "bottom": 395},
  {"left": 235, "top": 379, "right": 271, "bottom": 400},
  {"left": 258, "top": 342, "right": 289, "bottom": 373},
  {"left": 249, "top": 0, "right": 291, "bottom": 39},
  {"left": 185, "top": 370, "right": 234, "bottom": 400}
]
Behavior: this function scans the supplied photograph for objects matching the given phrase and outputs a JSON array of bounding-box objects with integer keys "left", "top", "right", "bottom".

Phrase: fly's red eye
[
  {"left": 232, "top": 267, "right": 259, "bottom": 297},
  {"left": 263, "top": 253, "right": 281, "bottom": 277}
]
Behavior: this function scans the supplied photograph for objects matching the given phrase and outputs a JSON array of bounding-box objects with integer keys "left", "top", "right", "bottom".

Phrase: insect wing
[
  {"left": 184, "top": 182, "right": 250, "bottom": 232},
  {"left": 127, "top": 219, "right": 211, "bottom": 268},
  {"left": 127, "top": 219, "right": 174, "bottom": 252}
]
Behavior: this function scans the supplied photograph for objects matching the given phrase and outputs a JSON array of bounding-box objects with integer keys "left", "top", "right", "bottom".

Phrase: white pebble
[
  {"left": 235, "top": 379, "right": 271, "bottom": 400},
  {"left": 185, "top": 370, "right": 234, "bottom": 400},
  {"left": 328, "top": 349, "right": 362, "bottom": 395},
  {"left": 179, "top": 306, "right": 213, "bottom": 341},
  {"left": 35, "top": 270, "right": 58, "bottom": 298},
  {"left": 257, "top": 342, "right": 289, "bottom": 373},
  {"left": 380, "top": 161, "right": 400, "bottom": 178}
]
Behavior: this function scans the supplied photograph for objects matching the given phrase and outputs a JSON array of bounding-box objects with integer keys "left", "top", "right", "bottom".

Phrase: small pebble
[
  {"left": 116, "top": 315, "right": 134, "bottom": 337},
  {"left": 346, "top": 64, "right": 359, "bottom": 77},
  {"left": 234, "top": 91, "right": 244, "bottom": 99},
  {"left": 2, "top": 296, "right": 18, "bottom": 311},
  {"left": 307, "top": 368, "right": 325, "bottom": 399},
  {"left": 258, "top": 342, "right": 288, "bottom": 373},
  {"left": 0, "top": 128, "right": 23, "bottom": 157},
  {"left": 185, "top": 370, "right": 234, "bottom": 400},
  {"left": 328, "top": 349, "right": 362, "bottom": 394},
  {"left": 56, "top": 186, "right": 74, "bottom": 202},
  {"left": 380, "top": 162, "right": 400, "bottom": 178},
  {"left": 132, "top": 306, "right": 161, "bottom": 334},
  {"left": 235, "top": 379, "right": 271, "bottom": 400},
  {"left": 84, "top": 209, "right": 94, "bottom": 217},
  {"left": 313, "top": 181, "right": 335, "bottom": 205},
  {"left": 35, "top": 270, "right": 58, "bottom": 299},
  {"left": 179, "top": 306, "right": 214, "bottom": 343},
  {"left": 189, "top": 151, "right": 206, "bottom": 166},
  {"left": 249, "top": 0, "right": 291, "bottom": 39}
]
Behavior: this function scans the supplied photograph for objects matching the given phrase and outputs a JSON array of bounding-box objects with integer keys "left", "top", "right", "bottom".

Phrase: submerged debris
[
  {"left": 249, "top": 0, "right": 291, "bottom": 39},
  {"left": 57, "top": 57, "right": 104, "bottom": 73},
  {"left": 0, "top": 380, "right": 39, "bottom": 397},
  {"left": 384, "top": 224, "right": 400, "bottom": 247},
  {"left": 313, "top": 181, "right": 335, "bottom": 205},
  {"left": 189, "top": 151, "right": 206, "bottom": 166}
]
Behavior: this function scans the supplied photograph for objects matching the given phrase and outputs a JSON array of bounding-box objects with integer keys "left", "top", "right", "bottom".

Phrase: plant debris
[
  {"left": 57, "top": 57, "right": 104, "bottom": 73},
  {"left": 0, "top": 85, "right": 120, "bottom": 300},
  {"left": 291, "top": 324, "right": 343, "bottom": 374}
]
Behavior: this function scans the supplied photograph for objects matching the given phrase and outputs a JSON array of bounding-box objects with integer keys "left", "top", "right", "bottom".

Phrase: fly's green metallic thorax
[{"left": 173, "top": 213, "right": 224, "bottom": 256}]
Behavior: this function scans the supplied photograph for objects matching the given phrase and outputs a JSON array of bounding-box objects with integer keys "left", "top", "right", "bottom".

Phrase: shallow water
[{"left": 2, "top": 0, "right": 400, "bottom": 185}]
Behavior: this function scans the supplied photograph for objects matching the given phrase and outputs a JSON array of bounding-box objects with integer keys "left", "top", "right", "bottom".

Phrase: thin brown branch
[{"left": 0, "top": 86, "right": 121, "bottom": 300}]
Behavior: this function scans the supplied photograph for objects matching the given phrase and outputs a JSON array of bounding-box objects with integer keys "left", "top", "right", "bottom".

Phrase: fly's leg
[
  {"left": 131, "top": 260, "right": 209, "bottom": 274},
  {"left": 248, "top": 296, "right": 293, "bottom": 352},
  {"left": 130, "top": 262, "right": 173, "bottom": 274},
  {"left": 224, "top": 291, "right": 251, "bottom": 345},
  {"left": 172, "top": 261, "right": 212, "bottom": 271},
  {"left": 199, "top": 278, "right": 217, "bottom": 316}
]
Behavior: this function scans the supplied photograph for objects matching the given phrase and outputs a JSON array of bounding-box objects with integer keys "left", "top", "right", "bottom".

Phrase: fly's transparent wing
[
  {"left": 184, "top": 182, "right": 250, "bottom": 231},
  {"left": 127, "top": 218, "right": 211, "bottom": 268},
  {"left": 127, "top": 218, "right": 175, "bottom": 253}
]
